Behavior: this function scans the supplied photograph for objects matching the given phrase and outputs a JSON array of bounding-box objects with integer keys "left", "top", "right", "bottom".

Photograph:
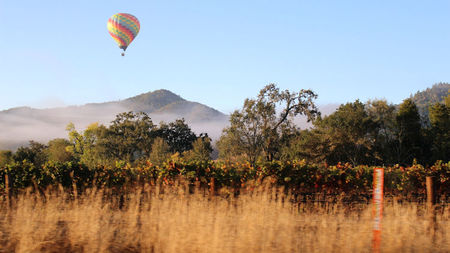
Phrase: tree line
[
  {"left": 218, "top": 84, "right": 449, "bottom": 166},
  {"left": 0, "top": 84, "right": 448, "bottom": 169}
]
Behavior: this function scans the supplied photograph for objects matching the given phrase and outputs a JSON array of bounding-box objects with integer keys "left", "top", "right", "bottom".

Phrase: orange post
[{"left": 372, "top": 168, "right": 384, "bottom": 253}]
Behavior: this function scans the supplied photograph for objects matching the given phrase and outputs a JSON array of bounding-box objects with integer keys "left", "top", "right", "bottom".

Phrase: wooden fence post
[
  {"left": 426, "top": 176, "right": 436, "bottom": 209},
  {"left": 426, "top": 176, "right": 437, "bottom": 241}
]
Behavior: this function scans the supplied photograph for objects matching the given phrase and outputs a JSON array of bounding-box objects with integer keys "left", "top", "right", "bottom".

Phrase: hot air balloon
[{"left": 107, "top": 13, "right": 140, "bottom": 56}]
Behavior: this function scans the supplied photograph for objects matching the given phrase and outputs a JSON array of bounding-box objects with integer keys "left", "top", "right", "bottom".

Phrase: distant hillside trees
[{"left": 410, "top": 82, "right": 449, "bottom": 122}]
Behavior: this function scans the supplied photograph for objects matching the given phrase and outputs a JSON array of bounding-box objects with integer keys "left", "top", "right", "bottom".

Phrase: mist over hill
[{"left": 0, "top": 90, "right": 228, "bottom": 150}]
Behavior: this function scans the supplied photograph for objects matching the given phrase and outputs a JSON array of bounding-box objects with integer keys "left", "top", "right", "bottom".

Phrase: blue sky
[{"left": 0, "top": 0, "right": 449, "bottom": 113}]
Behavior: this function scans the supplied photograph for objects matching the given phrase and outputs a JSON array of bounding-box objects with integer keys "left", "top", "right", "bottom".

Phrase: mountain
[
  {"left": 0, "top": 90, "right": 228, "bottom": 150},
  {"left": 409, "top": 82, "right": 449, "bottom": 120},
  {"left": 82, "top": 89, "right": 226, "bottom": 122}
]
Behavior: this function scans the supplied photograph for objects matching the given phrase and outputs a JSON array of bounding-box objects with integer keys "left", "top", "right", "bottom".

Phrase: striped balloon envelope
[{"left": 107, "top": 13, "right": 140, "bottom": 55}]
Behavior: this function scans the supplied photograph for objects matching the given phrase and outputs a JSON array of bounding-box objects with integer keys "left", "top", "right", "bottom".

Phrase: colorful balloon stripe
[
  {"left": 116, "top": 16, "right": 139, "bottom": 36},
  {"left": 109, "top": 32, "right": 127, "bottom": 48},
  {"left": 107, "top": 13, "right": 140, "bottom": 51},
  {"left": 108, "top": 24, "right": 133, "bottom": 45}
]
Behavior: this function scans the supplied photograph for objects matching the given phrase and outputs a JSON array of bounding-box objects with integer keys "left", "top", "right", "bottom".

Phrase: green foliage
[
  {"left": 155, "top": 119, "right": 197, "bottom": 153},
  {"left": 285, "top": 100, "right": 381, "bottom": 165},
  {"left": 366, "top": 99, "right": 397, "bottom": 163},
  {"left": 395, "top": 99, "right": 423, "bottom": 164},
  {"left": 149, "top": 137, "right": 172, "bottom": 166},
  {"left": 2, "top": 160, "right": 38, "bottom": 188},
  {"left": 0, "top": 150, "right": 13, "bottom": 168},
  {"left": 100, "top": 111, "right": 155, "bottom": 163},
  {"left": 66, "top": 122, "right": 107, "bottom": 167},
  {"left": 183, "top": 135, "right": 213, "bottom": 162},
  {"left": 317, "top": 100, "right": 377, "bottom": 165},
  {"left": 46, "top": 138, "right": 74, "bottom": 163},
  {"left": 428, "top": 100, "right": 450, "bottom": 161},
  {"left": 13, "top": 141, "right": 48, "bottom": 168},
  {"left": 280, "top": 129, "right": 327, "bottom": 163}
]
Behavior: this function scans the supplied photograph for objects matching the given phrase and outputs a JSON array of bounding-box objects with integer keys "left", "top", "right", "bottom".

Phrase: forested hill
[
  {"left": 409, "top": 82, "right": 449, "bottom": 119},
  {"left": 87, "top": 89, "right": 226, "bottom": 121},
  {"left": 0, "top": 89, "right": 228, "bottom": 150}
]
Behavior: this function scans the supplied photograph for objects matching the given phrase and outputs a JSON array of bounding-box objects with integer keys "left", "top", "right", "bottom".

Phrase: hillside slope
[{"left": 409, "top": 82, "right": 449, "bottom": 119}]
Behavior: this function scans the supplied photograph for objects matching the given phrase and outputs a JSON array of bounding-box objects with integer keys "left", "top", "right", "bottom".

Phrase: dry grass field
[{"left": 0, "top": 183, "right": 448, "bottom": 253}]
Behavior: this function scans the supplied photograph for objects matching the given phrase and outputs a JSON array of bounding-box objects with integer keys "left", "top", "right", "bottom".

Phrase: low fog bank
[
  {"left": 0, "top": 104, "right": 126, "bottom": 150},
  {"left": 0, "top": 103, "right": 337, "bottom": 150}
]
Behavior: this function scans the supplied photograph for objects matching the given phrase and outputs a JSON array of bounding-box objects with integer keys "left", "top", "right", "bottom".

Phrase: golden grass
[{"left": 0, "top": 184, "right": 448, "bottom": 253}]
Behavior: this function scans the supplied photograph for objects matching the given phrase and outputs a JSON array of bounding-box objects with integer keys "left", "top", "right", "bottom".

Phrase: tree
[
  {"left": 98, "top": 112, "right": 155, "bottom": 163},
  {"left": 46, "top": 138, "right": 74, "bottom": 163},
  {"left": 312, "top": 100, "right": 377, "bottom": 165},
  {"left": 366, "top": 99, "right": 397, "bottom": 164},
  {"left": 280, "top": 129, "right": 328, "bottom": 163},
  {"left": 13, "top": 141, "right": 48, "bottom": 167},
  {"left": 155, "top": 119, "right": 197, "bottom": 154},
  {"left": 183, "top": 135, "right": 213, "bottom": 162},
  {"left": 218, "top": 84, "right": 319, "bottom": 165},
  {"left": 149, "top": 137, "right": 171, "bottom": 166},
  {"left": 0, "top": 150, "right": 13, "bottom": 168},
  {"left": 394, "top": 99, "right": 423, "bottom": 164},
  {"left": 428, "top": 100, "right": 449, "bottom": 161},
  {"left": 67, "top": 122, "right": 107, "bottom": 167}
]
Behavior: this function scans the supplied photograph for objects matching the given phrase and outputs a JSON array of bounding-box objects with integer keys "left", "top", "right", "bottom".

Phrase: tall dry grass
[{"left": 0, "top": 183, "right": 448, "bottom": 253}]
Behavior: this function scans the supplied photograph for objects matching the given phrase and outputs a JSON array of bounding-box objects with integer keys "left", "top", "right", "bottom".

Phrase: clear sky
[{"left": 0, "top": 0, "right": 449, "bottom": 113}]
